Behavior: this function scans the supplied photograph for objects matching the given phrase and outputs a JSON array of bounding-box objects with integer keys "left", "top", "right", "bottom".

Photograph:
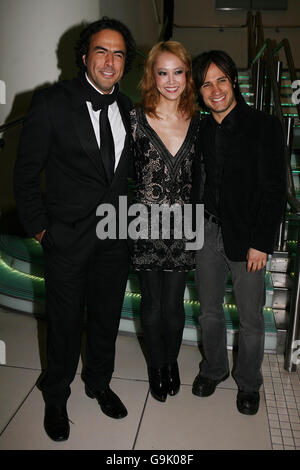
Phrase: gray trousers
[{"left": 195, "top": 219, "right": 266, "bottom": 392}]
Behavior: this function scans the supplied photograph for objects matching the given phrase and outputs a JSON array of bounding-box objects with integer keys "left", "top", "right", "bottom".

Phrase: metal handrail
[
  {"left": 159, "top": 18, "right": 170, "bottom": 42},
  {"left": 173, "top": 23, "right": 300, "bottom": 30},
  {"left": 249, "top": 12, "right": 300, "bottom": 371},
  {"left": 251, "top": 39, "right": 300, "bottom": 214},
  {"left": 264, "top": 25, "right": 300, "bottom": 29},
  {"left": 247, "top": 11, "right": 255, "bottom": 69},
  {"left": 273, "top": 38, "right": 300, "bottom": 120},
  {"left": 152, "top": 0, "right": 162, "bottom": 25},
  {"left": 136, "top": 49, "right": 146, "bottom": 59},
  {"left": 255, "top": 10, "right": 265, "bottom": 54},
  {"left": 251, "top": 28, "right": 300, "bottom": 214},
  {"left": 173, "top": 22, "right": 248, "bottom": 29},
  {"left": 0, "top": 116, "right": 24, "bottom": 134},
  {"left": 285, "top": 229, "right": 300, "bottom": 371},
  {"left": 0, "top": 117, "right": 24, "bottom": 150},
  {"left": 252, "top": 43, "right": 267, "bottom": 65}
]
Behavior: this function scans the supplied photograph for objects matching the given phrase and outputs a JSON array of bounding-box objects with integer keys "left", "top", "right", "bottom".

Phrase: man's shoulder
[
  {"left": 243, "top": 103, "right": 281, "bottom": 127},
  {"left": 32, "top": 79, "right": 77, "bottom": 104},
  {"left": 36, "top": 78, "right": 93, "bottom": 114},
  {"left": 117, "top": 91, "right": 133, "bottom": 111},
  {"left": 239, "top": 105, "right": 283, "bottom": 147}
]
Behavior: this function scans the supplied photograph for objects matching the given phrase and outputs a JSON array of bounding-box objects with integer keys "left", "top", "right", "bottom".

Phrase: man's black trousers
[{"left": 39, "top": 215, "right": 130, "bottom": 406}]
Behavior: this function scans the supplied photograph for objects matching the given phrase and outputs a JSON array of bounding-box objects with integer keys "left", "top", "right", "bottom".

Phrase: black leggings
[{"left": 138, "top": 270, "right": 188, "bottom": 369}]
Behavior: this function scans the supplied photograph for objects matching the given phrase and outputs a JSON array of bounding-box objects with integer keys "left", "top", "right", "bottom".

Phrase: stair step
[
  {"left": 126, "top": 270, "right": 275, "bottom": 307},
  {"left": 0, "top": 235, "right": 273, "bottom": 307},
  {"left": 1, "top": 206, "right": 297, "bottom": 356},
  {"left": 119, "top": 295, "right": 277, "bottom": 351},
  {"left": 269, "top": 251, "right": 289, "bottom": 272},
  {"left": 0, "top": 238, "right": 276, "bottom": 313},
  {"left": 1, "top": 224, "right": 298, "bottom": 273},
  {"left": 272, "top": 308, "right": 289, "bottom": 354},
  {"left": 0, "top": 235, "right": 279, "bottom": 351},
  {"left": 0, "top": 248, "right": 276, "bottom": 308},
  {"left": 273, "top": 308, "right": 289, "bottom": 329},
  {"left": 0, "top": 234, "right": 44, "bottom": 277},
  {"left": 235, "top": 70, "right": 300, "bottom": 124},
  {"left": 0, "top": 271, "right": 279, "bottom": 353},
  {"left": 271, "top": 272, "right": 293, "bottom": 289},
  {"left": 272, "top": 287, "right": 290, "bottom": 309}
]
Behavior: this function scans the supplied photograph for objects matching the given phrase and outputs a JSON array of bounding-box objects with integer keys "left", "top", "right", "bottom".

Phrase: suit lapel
[
  {"left": 73, "top": 104, "right": 104, "bottom": 175},
  {"left": 112, "top": 94, "right": 131, "bottom": 181},
  {"left": 63, "top": 79, "right": 131, "bottom": 181},
  {"left": 59, "top": 78, "right": 104, "bottom": 176},
  {"left": 116, "top": 94, "right": 131, "bottom": 135}
]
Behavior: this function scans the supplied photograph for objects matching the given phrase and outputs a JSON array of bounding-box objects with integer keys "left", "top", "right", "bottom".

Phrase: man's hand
[
  {"left": 246, "top": 248, "right": 267, "bottom": 272},
  {"left": 35, "top": 229, "right": 46, "bottom": 244}
]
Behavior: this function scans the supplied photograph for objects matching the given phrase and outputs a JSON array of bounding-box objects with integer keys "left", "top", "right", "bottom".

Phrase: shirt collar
[{"left": 209, "top": 96, "right": 247, "bottom": 133}]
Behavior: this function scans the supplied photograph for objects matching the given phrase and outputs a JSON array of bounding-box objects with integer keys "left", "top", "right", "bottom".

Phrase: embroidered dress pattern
[{"left": 130, "top": 108, "right": 199, "bottom": 271}]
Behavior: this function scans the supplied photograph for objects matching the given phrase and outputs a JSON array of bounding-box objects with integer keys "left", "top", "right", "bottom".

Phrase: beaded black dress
[{"left": 130, "top": 108, "right": 200, "bottom": 272}]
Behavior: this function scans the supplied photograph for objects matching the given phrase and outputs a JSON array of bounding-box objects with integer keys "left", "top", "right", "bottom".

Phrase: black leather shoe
[
  {"left": 166, "top": 362, "right": 180, "bottom": 396},
  {"left": 85, "top": 385, "right": 128, "bottom": 419},
  {"left": 192, "top": 372, "right": 229, "bottom": 397},
  {"left": 44, "top": 404, "right": 70, "bottom": 442},
  {"left": 148, "top": 367, "right": 167, "bottom": 402},
  {"left": 237, "top": 390, "right": 260, "bottom": 415}
]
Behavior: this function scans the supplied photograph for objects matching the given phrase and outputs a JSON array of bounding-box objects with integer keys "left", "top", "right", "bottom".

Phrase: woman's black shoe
[
  {"left": 166, "top": 362, "right": 180, "bottom": 396},
  {"left": 148, "top": 367, "right": 167, "bottom": 402}
]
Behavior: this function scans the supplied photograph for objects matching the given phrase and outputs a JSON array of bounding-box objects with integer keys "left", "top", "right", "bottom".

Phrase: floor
[{"left": 0, "top": 306, "right": 300, "bottom": 451}]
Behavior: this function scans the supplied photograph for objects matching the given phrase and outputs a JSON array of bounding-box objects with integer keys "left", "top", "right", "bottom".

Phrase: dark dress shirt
[{"left": 203, "top": 100, "right": 246, "bottom": 219}]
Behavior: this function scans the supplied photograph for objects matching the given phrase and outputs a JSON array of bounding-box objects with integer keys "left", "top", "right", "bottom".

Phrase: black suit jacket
[
  {"left": 194, "top": 100, "right": 287, "bottom": 261},
  {"left": 14, "top": 78, "right": 133, "bottom": 238}
]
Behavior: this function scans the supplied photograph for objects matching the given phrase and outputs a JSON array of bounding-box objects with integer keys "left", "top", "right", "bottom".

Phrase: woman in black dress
[{"left": 131, "top": 41, "right": 200, "bottom": 402}]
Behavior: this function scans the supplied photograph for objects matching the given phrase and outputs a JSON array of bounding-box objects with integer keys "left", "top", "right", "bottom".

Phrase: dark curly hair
[{"left": 75, "top": 17, "right": 136, "bottom": 75}]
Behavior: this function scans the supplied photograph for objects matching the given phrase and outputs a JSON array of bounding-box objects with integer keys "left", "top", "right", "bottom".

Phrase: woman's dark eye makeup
[{"left": 157, "top": 69, "right": 184, "bottom": 76}]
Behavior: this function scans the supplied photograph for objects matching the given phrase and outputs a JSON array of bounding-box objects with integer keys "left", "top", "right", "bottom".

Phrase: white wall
[
  {"left": 98, "top": 0, "right": 162, "bottom": 102},
  {"left": 100, "top": 0, "right": 162, "bottom": 51},
  {"left": 0, "top": 0, "right": 163, "bottom": 125},
  {"left": 0, "top": 0, "right": 100, "bottom": 209},
  {"left": 0, "top": 0, "right": 100, "bottom": 125},
  {"left": 0, "top": 0, "right": 162, "bottom": 208}
]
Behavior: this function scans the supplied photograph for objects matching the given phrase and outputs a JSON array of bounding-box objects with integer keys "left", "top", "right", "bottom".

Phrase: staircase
[
  {"left": 0, "top": 230, "right": 278, "bottom": 351},
  {"left": 238, "top": 68, "right": 300, "bottom": 354},
  {"left": 0, "top": 70, "right": 299, "bottom": 354}
]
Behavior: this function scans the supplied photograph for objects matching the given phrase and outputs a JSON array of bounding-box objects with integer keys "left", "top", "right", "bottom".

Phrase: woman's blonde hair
[{"left": 139, "top": 41, "right": 197, "bottom": 119}]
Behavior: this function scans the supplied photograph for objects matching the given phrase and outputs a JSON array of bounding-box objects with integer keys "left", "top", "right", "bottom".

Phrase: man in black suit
[
  {"left": 192, "top": 50, "right": 286, "bottom": 415},
  {"left": 14, "top": 17, "right": 136, "bottom": 441}
]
